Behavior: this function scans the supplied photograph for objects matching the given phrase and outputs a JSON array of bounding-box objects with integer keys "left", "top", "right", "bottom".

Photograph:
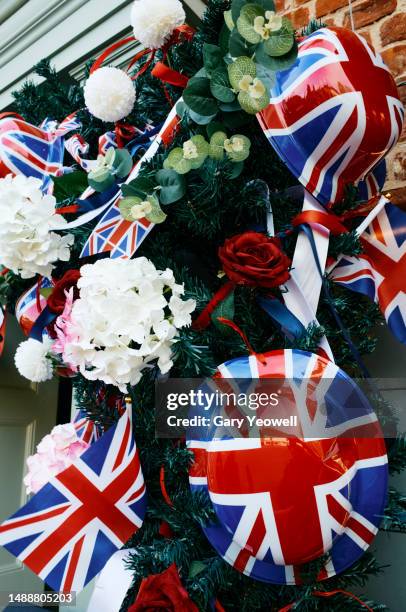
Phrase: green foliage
[{"left": 6, "top": 1, "right": 405, "bottom": 610}]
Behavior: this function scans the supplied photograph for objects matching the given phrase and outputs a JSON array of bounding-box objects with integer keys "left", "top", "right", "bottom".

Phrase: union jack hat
[
  {"left": 258, "top": 27, "right": 404, "bottom": 208},
  {"left": 188, "top": 349, "right": 388, "bottom": 584}
]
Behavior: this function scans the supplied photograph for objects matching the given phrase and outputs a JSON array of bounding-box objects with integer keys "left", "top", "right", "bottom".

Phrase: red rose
[
  {"left": 47, "top": 269, "right": 81, "bottom": 314},
  {"left": 129, "top": 563, "right": 198, "bottom": 612},
  {"left": 218, "top": 232, "right": 291, "bottom": 288}
]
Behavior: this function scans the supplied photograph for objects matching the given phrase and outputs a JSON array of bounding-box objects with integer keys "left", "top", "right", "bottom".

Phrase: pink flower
[
  {"left": 24, "top": 421, "right": 89, "bottom": 495},
  {"left": 52, "top": 288, "right": 79, "bottom": 371}
]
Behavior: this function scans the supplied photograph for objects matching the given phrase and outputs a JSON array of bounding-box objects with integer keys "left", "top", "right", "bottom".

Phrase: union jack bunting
[
  {"left": 357, "top": 159, "right": 386, "bottom": 202},
  {"left": 80, "top": 107, "right": 179, "bottom": 259},
  {"left": 0, "top": 115, "right": 81, "bottom": 192},
  {"left": 257, "top": 27, "right": 404, "bottom": 208},
  {"left": 64, "top": 134, "right": 96, "bottom": 172},
  {"left": 188, "top": 350, "right": 388, "bottom": 584},
  {"left": 15, "top": 278, "right": 53, "bottom": 337},
  {"left": 0, "top": 406, "right": 146, "bottom": 593},
  {"left": 330, "top": 202, "right": 406, "bottom": 344},
  {"left": 73, "top": 409, "right": 101, "bottom": 445}
]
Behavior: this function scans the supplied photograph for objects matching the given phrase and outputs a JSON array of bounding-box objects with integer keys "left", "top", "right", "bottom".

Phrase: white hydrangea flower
[
  {"left": 52, "top": 258, "right": 196, "bottom": 392},
  {"left": 84, "top": 67, "right": 136, "bottom": 122},
  {"left": 131, "top": 0, "right": 185, "bottom": 49},
  {"left": 15, "top": 337, "right": 54, "bottom": 383},
  {"left": 0, "top": 175, "right": 73, "bottom": 279}
]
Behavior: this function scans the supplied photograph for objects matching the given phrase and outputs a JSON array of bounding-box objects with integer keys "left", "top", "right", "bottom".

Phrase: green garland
[{"left": 2, "top": 1, "right": 405, "bottom": 610}]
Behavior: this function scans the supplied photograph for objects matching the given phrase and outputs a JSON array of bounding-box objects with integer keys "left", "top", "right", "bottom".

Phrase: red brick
[
  {"left": 294, "top": 0, "right": 310, "bottom": 5},
  {"left": 381, "top": 44, "right": 406, "bottom": 77},
  {"left": 275, "top": 0, "right": 285, "bottom": 11},
  {"left": 324, "top": 17, "right": 338, "bottom": 26},
  {"left": 380, "top": 13, "right": 406, "bottom": 46},
  {"left": 390, "top": 186, "right": 406, "bottom": 207},
  {"left": 358, "top": 29, "right": 373, "bottom": 46},
  {"left": 343, "top": 0, "right": 397, "bottom": 30},
  {"left": 316, "top": 0, "right": 348, "bottom": 18},
  {"left": 285, "top": 6, "right": 310, "bottom": 28},
  {"left": 393, "top": 152, "right": 406, "bottom": 181}
]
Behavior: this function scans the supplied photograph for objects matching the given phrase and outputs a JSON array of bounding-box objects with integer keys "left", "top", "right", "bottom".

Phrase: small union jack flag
[
  {"left": 80, "top": 106, "right": 179, "bottom": 259},
  {"left": 0, "top": 115, "right": 81, "bottom": 192},
  {"left": 330, "top": 201, "right": 406, "bottom": 344},
  {"left": 188, "top": 350, "right": 388, "bottom": 584},
  {"left": 258, "top": 27, "right": 404, "bottom": 208},
  {"left": 73, "top": 409, "right": 101, "bottom": 445},
  {"left": 0, "top": 406, "right": 146, "bottom": 593}
]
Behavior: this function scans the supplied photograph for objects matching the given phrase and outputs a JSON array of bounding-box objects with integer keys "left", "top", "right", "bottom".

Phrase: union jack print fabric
[
  {"left": 330, "top": 202, "right": 406, "bottom": 344},
  {"left": 15, "top": 278, "right": 53, "bottom": 337},
  {"left": 188, "top": 350, "right": 388, "bottom": 584},
  {"left": 73, "top": 409, "right": 101, "bottom": 445},
  {"left": 258, "top": 27, "right": 404, "bottom": 208},
  {"left": 80, "top": 107, "right": 179, "bottom": 259},
  {"left": 0, "top": 407, "right": 146, "bottom": 593},
  {"left": 0, "top": 115, "right": 81, "bottom": 192}
]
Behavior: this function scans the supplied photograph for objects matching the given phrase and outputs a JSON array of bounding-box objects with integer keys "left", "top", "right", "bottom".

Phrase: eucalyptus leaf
[
  {"left": 203, "top": 43, "right": 223, "bottom": 75},
  {"left": 88, "top": 169, "right": 115, "bottom": 192},
  {"left": 145, "top": 195, "right": 167, "bottom": 224},
  {"left": 228, "top": 56, "right": 256, "bottom": 90},
  {"left": 53, "top": 171, "right": 88, "bottom": 201},
  {"left": 256, "top": 39, "right": 298, "bottom": 70},
  {"left": 163, "top": 148, "right": 191, "bottom": 175},
  {"left": 219, "top": 23, "right": 231, "bottom": 54},
  {"left": 237, "top": 4, "right": 263, "bottom": 44},
  {"left": 224, "top": 10, "right": 235, "bottom": 31},
  {"left": 238, "top": 89, "right": 269, "bottom": 114},
  {"left": 225, "top": 134, "right": 251, "bottom": 162},
  {"left": 183, "top": 77, "right": 218, "bottom": 117},
  {"left": 263, "top": 17, "right": 295, "bottom": 57},
  {"left": 231, "top": 0, "right": 248, "bottom": 22},
  {"left": 176, "top": 100, "right": 188, "bottom": 118},
  {"left": 219, "top": 99, "right": 242, "bottom": 112},
  {"left": 209, "top": 131, "right": 227, "bottom": 160},
  {"left": 112, "top": 148, "right": 133, "bottom": 178},
  {"left": 188, "top": 135, "right": 209, "bottom": 169},
  {"left": 255, "top": 62, "right": 276, "bottom": 92},
  {"left": 188, "top": 108, "right": 218, "bottom": 125},
  {"left": 210, "top": 67, "right": 235, "bottom": 103},
  {"left": 229, "top": 28, "right": 257, "bottom": 58},
  {"left": 122, "top": 176, "right": 156, "bottom": 199},
  {"left": 119, "top": 196, "right": 143, "bottom": 221},
  {"left": 156, "top": 169, "right": 186, "bottom": 204}
]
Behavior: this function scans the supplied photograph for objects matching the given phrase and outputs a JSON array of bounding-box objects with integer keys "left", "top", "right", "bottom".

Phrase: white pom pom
[
  {"left": 15, "top": 338, "right": 54, "bottom": 383},
  {"left": 131, "top": 0, "right": 185, "bottom": 49},
  {"left": 83, "top": 67, "right": 136, "bottom": 123}
]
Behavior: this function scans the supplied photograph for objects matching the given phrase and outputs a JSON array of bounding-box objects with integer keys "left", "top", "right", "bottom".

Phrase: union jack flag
[
  {"left": 188, "top": 350, "right": 388, "bottom": 584},
  {"left": 0, "top": 115, "right": 81, "bottom": 192},
  {"left": 0, "top": 307, "right": 5, "bottom": 357},
  {"left": 80, "top": 107, "right": 179, "bottom": 259},
  {"left": 73, "top": 409, "right": 101, "bottom": 445},
  {"left": 258, "top": 27, "right": 404, "bottom": 208},
  {"left": 330, "top": 201, "right": 406, "bottom": 344},
  {"left": 0, "top": 406, "right": 146, "bottom": 593},
  {"left": 64, "top": 133, "right": 95, "bottom": 172}
]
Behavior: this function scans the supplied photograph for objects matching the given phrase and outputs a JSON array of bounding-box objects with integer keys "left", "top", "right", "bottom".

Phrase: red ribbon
[
  {"left": 292, "top": 210, "right": 348, "bottom": 235},
  {"left": 192, "top": 281, "right": 235, "bottom": 331},
  {"left": 151, "top": 62, "right": 189, "bottom": 88},
  {"left": 278, "top": 589, "right": 374, "bottom": 612},
  {"left": 0, "top": 111, "right": 24, "bottom": 121},
  {"left": 159, "top": 465, "right": 174, "bottom": 508},
  {"left": 216, "top": 317, "right": 267, "bottom": 365}
]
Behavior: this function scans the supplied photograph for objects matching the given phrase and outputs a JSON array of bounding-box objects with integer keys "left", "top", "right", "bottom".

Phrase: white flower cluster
[
  {"left": 15, "top": 337, "right": 54, "bottom": 383},
  {"left": 0, "top": 175, "right": 73, "bottom": 278},
  {"left": 55, "top": 258, "right": 196, "bottom": 391},
  {"left": 84, "top": 67, "right": 136, "bottom": 123},
  {"left": 131, "top": 0, "right": 185, "bottom": 49}
]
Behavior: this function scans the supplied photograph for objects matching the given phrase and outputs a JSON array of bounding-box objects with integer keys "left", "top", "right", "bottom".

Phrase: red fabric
[
  {"left": 47, "top": 269, "right": 80, "bottom": 314},
  {"left": 292, "top": 210, "right": 348, "bottom": 235},
  {"left": 218, "top": 232, "right": 291, "bottom": 289},
  {"left": 278, "top": 589, "right": 374, "bottom": 611},
  {"left": 90, "top": 37, "right": 136, "bottom": 73},
  {"left": 128, "top": 563, "right": 199, "bottom": 612},
  {"left": 151, "top": 62, "right": 189, "bottom": 88},
  {"left": 159, "top": 466, "right": 174, "bottom": 508},
  {"left": 192, "top": 281, "right": 235, "bottom": 331}
]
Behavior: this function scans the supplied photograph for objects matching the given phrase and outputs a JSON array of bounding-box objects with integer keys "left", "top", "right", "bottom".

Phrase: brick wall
[{"left": 276, "top": 0, "right": 406, "bottom": 205}]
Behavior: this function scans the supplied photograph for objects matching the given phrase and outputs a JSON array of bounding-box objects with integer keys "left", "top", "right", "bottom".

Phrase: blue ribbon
[
  {"left": 258, "top": 295, "right": 306, "bottom": 341},
  {"left": 29, "top": 305, "right": 57, "bottom": 342},
  {"left": 75, "top": 183, "right": 120, "bottom": 214}
]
